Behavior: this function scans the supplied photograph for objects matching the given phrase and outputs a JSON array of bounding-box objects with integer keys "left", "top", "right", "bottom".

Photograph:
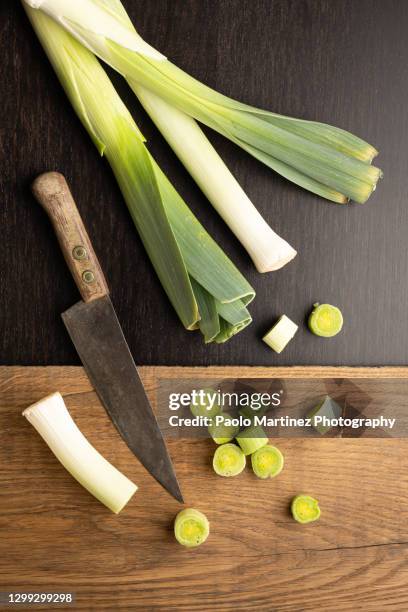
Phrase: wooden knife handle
[{"left": 32, "top": 172, "right": 109, "bottom": 303}]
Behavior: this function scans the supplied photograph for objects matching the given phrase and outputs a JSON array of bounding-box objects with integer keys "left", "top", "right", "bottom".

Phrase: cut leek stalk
[
  {"left": 208, "top": 415, "right": 239, "bottom": 445},
  {"left": 291, "top": 495, "right": 321, "bottom": 524},
  {"left": 308, "top": 303, "right": 343, "bottom": 337},
  {"left": 251, "top": 444, "right": 284, "bottom": 479},
  {"left": 263, "top": 315, "right": 298, "bottom": 353},
  {"left": 23, "top": 3, "right": 255, "bottom": 344},
  {"left": 190, "top": 388, "right": 221, "bottom": 419},
  {"left": 23, "top": 392, "right": 137, "bottom": 514},
  {"left": 213, "top": 443, "right": 246, "bottom": 477},
  {"left": 236, "top": 425, "right": 268, "bottom": 455},
  {"left": 28, "top": 0, "right": 383, "bottom": 204},
  {"left": 174, "top": 508, "right": 210, "bottom": 548}
]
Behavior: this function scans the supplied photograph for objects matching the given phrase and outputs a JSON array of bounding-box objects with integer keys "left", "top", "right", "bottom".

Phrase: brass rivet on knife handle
[{"left": 31, "top": 172, "right": 109, "bottom": 303}]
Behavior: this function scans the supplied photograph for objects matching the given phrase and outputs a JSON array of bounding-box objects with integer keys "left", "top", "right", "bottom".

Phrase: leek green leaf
[
  {"left": 27, "top": 0, "right": 382, "bottom": 204},
  {"left": 24, "top": 5, "right": 255, "bottom": 342}
]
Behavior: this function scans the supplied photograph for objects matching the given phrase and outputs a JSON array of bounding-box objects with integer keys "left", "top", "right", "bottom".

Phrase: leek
[
  {"left": 213, "top": 443, "right": 246, "bottom": 477},
  {"left": 24, "top": 4, "right": 255, "bottom": 343},
  {"left": 26, "top": 0, "right": 383, "bottom": 204},
  {"left": 251, "top": 445, "right": 284, "bottom": 479},
  {"left": 190, "top": 388, "right": 221, "bottom": 419},
  {"left": 23, "top": 392, "right": 137, "bottom": 513},
  {"left": 263, "top": 315, "right": 299, "bottom": 353},
  {"left": 134, "top": 86, "right": 297, "bottom": 272},
  {"left": 308, "top": 303, "right": 344, "bottom": 337},
  {"left": 236, "top": 425, "right": 269, "bottom": 455},
  {"left": 174, "top": 508, "right": 210, "bottom": 548},
  {"left": 208, "top": 415, "right": 239, "bottom": 444},
  {"left": 291, "top": 495, "right": 321, "bottom": 524}
]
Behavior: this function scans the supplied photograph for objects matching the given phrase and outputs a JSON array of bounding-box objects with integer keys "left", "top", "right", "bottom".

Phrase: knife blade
[{"left": 31, "top": 172, "right": 183, "bottom": 503}]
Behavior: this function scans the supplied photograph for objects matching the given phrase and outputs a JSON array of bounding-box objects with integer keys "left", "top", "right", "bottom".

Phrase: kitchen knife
[{"left": 32, "top": 171, "right": 183, "bottom": 503}]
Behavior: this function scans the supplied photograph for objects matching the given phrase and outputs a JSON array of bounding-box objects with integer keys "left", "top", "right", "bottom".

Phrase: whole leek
[
  {"left": 24, "top": 4, "right": 255, "bottom": 343},
  {"left": 25, "top": 0, "right": 383, "bottom": 204}
]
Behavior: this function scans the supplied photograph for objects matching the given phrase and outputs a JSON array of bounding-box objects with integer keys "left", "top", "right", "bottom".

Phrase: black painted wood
[{"left": 1, "top": 0, "right": 407, "bottom": 366}]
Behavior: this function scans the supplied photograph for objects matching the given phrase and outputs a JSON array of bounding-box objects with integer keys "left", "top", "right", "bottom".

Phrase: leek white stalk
[
  {"left": 24, "top": 4, "right": 255, "bottom": 343},
  {"left": 23, "top": 392, "right": 138, "bottom": 513},
  {"left": 263, "top": 314, "right": 299, "bottom": 353},
  {"left": 134, "top": 86, "right": 297, "bottom": 272},
  {"left": 25, "top": 0, "right": 383, "bottom": 204}
]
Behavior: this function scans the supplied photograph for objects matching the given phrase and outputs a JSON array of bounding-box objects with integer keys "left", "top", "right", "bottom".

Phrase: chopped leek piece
[
  {"left": 23, "top": 392, "right": 137, "bottom": 514},
  {"left": 23, "top": 3, "right": 255, "bottom": 344},
  {"left": 236, "top": 425, "right": 268, "bottom": 455},
  {"left": 190, "top": 388, "right": 221, "bottom": 419},
  {"left": 174, "top": 508, "right": 210, "bottom": 548},
  {"left": 213, "top": 443, "right": 246, "bottom": 477},
  {"left": 291, "top": 495, "right": 321, "bottom": 524},
  {"left": 308, "top": 396, "right": 342, "bottom": 435},
  {"left": 208, "top": 415, "right": 239, "bottom": 445},
  {"left": 263, "top": 315, "right": 298, "bottom": 353},
  {"left": 29, "top": 0, "right": 383, "bottom": 204},
  {"left": 251, "top": 444, "right": 284, "bottom": 479},
  {"left": 308, "top": 303, "right": 343, "bottom": 337}
]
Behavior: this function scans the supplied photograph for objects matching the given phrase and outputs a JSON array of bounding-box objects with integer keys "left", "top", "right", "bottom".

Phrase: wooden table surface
[
  {"left": 1, "top": 0, "right": 408, "bottom": 367},
  {"left": 1, "top": 366, "right": 408, "bottom": 611}
]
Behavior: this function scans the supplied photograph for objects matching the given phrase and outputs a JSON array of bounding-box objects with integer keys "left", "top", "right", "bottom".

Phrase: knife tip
[{"left": 170, "top": 482, "right": 184, "bottom": 504}]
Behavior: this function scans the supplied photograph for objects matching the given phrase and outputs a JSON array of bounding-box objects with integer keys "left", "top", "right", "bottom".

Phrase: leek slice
[
  {"left": 213, "top": 443, "right": 246, "bottom": 477},
  {"left": 23, "top": 4, "right": 255, "bottom": 343},
  {"left": 291, "top": 495, "right": 321, "bottom": 524},
  {"left": 190, "top": 388, "right": 221, "bottom": 419},
  {"left": 251, "top": 445, "right": 284, "bottom": 479},
  {"left": 263, "top": 315, "right": 299, "bottom": 353},
  {"left": 208, "top": 415, "right": 240, "bottom": 444},
  {"left": 28, "top": 0, "right": 383, "bottom": 204},
  {"left": 174, "top": 508, "right": 210, "bottom": 548},
  {"left": 308, "top": 303, "right": 343, "bottom": 337},
  {"left": 23, "top": 392, "right": 137, "bottom": 514},
  {"left": 236, "top": 425, "right": 268, "bottom": 455}
]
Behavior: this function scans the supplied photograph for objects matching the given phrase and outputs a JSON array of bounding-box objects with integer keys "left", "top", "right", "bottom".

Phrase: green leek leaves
[
  {"left": 24, "top": 5, "right": 254, "bottom": 342},
  {"left": 28, "top": 0, "right": 382, "bottom": 204}
]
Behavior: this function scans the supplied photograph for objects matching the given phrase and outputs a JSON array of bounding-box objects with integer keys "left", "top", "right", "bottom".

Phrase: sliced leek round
[
  {"left": 291, "top": 495, "right": 321, "bottom": 524},
  {"left": 251, "top": 444, "right": 284, "bottom": 479},
  {"left": 174, "top": 508, "right": 210, "bottom": 548},
  {"left": 308, "top": 303, "right": 343, "bottom": 337},
  {"left": 213, "top": 443, "right": 246, "bottom": 477}
]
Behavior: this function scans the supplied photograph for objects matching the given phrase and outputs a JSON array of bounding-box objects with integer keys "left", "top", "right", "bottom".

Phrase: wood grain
[
  {"left": 1, "top": 1, "right": 408, "bottom": 366},
  {"left": 1, "top": 366, "right": 408, "bottom": 610},
  {"left": 31, "top": 173, "right": 109, "bottom": 303}
]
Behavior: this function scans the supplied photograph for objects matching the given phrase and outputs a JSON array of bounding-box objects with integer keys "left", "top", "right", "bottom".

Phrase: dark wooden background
[{"left": 1, "top": 0, "right": 407, "bottom": 366}]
